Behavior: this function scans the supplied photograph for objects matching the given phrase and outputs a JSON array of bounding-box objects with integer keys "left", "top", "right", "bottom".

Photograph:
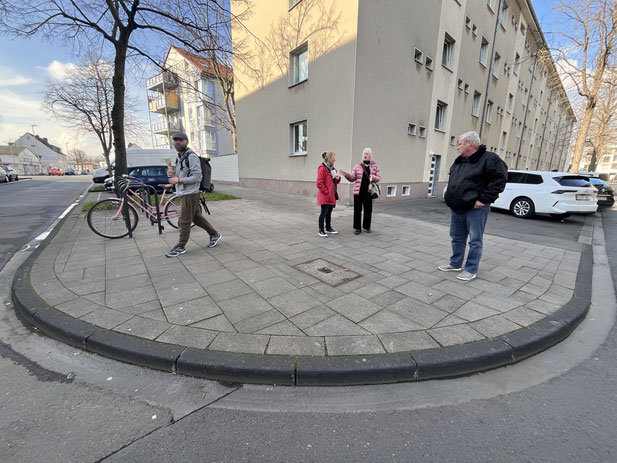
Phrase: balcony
[
  {"left": 146, "top": 72, "right": 178, "bottom": 91},
  {"left": 152, "top": 121, "right": 183, "bottom": 135},
  {"left": 149, "top": 91, "right": 180, "bottom": 113}
]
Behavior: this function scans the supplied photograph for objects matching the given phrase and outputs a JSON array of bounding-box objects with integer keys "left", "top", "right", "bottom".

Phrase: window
[
  {"left": 506, "top": 93, "right": 514, "bottom": 113},
  {"left": 425, "top": 56, "right": 434, "bottom": 71},
  {"left": 480, "top": 38, "right": 489, "bottom": 67},
  {"left": 407, "top": 123, "right": 417, "bottom": 136},
  {"left": 472, "top": 24, "right": 478, "bottom": 36},
  {"left": 500, "top": 1, "right": 509, "bottom": 28},
  {"left": 523, "top": 88, "right": 528, "bottom": 106},
  {"left": 488, "top": 0, "right": 497, "bottom": 12},
  {"left": 500, "top": 131, "right": 507, "bottom": 149},
  {"left": 197, "top": 105, "right": 204, "bottom": 126},
  {"left": 200, "top": 130, "right": 217, "bottom": 152},
  {"left": 418, "top": 126, "right": 427, "bottom": 138},
  {"left": 525, "top": 174, "right": 544, "bottom": 184},
  {"left": 402, "top": 185, "right": 411, "bottom": 196},
  {"left": 450, "top": 136, "right": 456, "bottom": 146},
  {"left": 458, "top": 79, "right": 464, "bottom": 90},
  {"left": 508, "top": 172, "right": 526, "bottom": 183},
  {"left": 492, "top": 52, "right": 501, "bottom": 78},
  {"left": 290, "top": 43, "right": 308, "bottom": 85},
  {"left": 520, "top": 23, "right": 526, "bottom": 36},
  {"left": 414, "top": 48, "right": 424, "bottom": 64},
  {"left": 513, "top": 53, "right": 520, "bottom": 75},
  {"left": 472, "top": 91, "right": 481, "bottom": 117},
  {"left": 465, "top": 16, "right": 472, "bottom": 29},
  {"left": 386, "top": 186, "right": 397, "bottom": 197},
  {"left": 199, "top": 79, "right": 215, "bottom": 100},
  {"left": 464, "top": 83, "right": 470, "bottom": 94},
  {"left": 435, "top": 100, "right": 447, "bottom": 131},
  {"left": 291, "top": 120, "right": 307, "bottom": 155},
  {"left": 442, "top": 33, "right": 455, "bottom": 70},
  {"left": 485, "top": 100, "right": 494, "bottom": 123}
]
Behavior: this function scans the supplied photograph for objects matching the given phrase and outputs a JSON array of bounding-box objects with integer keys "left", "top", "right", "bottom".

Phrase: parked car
[
  {"left": 93, "top": 164, "right": 113, "bottom": 183},
  {"left": 491, "top": 170, "right": 598, "bottom": 219},
  {"left": 0, "top": 167, "right": 6, "bottom": 183},
  {"left": 105, "top": 165, "right": 169, "bottom": 192},
  {"left": 586, "top": 176, "right": 615, "bottom": 207},
  {"left": 1, "top": 165, "right": 18, "bottom": 181},
  {"left": 48, "top": 167, "right": 63, "bottom": 176},
  {"left": 64, "top": 169, "right": 76, "bottom": 175}
]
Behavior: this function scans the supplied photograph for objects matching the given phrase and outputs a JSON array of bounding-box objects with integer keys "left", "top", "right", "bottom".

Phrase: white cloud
[
  {"left": 43, "top": 60, "right": 77, "bottom": 80},
  {"left": 0, "top": 66, "right": 34, "bottom": 87}
]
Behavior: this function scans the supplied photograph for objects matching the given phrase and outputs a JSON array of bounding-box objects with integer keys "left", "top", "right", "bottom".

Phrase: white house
[
  {"left": 14, "top": 133, "right": 69, "bottom": 171},
  {"left": 0, "top": 144, "right": 44, "bottom": 175}
]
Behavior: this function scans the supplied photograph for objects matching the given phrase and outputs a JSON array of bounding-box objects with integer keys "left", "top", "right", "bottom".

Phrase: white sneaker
[
  {"left": 439, "top": 264, "right": 462, "bottom": 272},
  {"left": 456, "top": 271, "right": 477, "bottom": 281},
  {"left": 318, "top": 230, "right": 328, "bottom": 237}
]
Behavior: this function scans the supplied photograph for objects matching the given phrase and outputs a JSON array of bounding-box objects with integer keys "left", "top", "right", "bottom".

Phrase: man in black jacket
[{"left": 440, "top": 131, "right": 507, "bottom": 281}]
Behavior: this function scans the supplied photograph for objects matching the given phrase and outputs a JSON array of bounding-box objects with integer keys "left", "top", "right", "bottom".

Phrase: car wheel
[
  {"left": 510, "top": 197, "right": 535, "bottom": 219},
  {"left": 550, "top": 213, "right": 571, "bottom": 220}
]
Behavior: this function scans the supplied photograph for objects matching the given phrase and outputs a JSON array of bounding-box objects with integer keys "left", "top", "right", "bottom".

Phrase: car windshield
[{"left": 553, "top": 176, "right": 592, "bottom": 187}]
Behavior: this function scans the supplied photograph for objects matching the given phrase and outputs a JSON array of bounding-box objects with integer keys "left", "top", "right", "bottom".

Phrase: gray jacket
[{"left": 174, "top": 148, "right": 202, "bottom": 196}]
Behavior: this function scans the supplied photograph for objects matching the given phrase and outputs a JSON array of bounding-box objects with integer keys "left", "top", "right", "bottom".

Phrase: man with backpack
[{"left": 165, "top": 132, "right": 222, "bottom": 257}]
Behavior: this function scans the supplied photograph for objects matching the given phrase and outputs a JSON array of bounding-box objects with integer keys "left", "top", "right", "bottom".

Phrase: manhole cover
[{"left": 294, "top": 259, "right": 361, "bottom": 287}]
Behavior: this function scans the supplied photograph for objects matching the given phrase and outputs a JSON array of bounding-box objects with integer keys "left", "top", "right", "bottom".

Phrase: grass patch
[
  {"left": 81, "top": 200, "right": 119, "bottom": 213},
  {"left": 89, "top": 185, "right": 107, "bottom": 192},
  {"left": 201, "top": 192, "right": 240, "bottom": 201}
]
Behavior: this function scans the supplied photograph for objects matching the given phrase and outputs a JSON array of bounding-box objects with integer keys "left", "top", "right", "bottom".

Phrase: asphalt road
[
  {"left": 376, "top": 197, "right": 591, "bottom": 248},
  {"left": 0, "top": 176, "right": 91, "bottom": 271}
]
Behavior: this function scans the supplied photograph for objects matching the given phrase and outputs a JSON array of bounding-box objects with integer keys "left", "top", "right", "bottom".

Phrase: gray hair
[
  {"left": 459, "top": 131, "right": 481, "bottom": 147},
  {"left": 362, "top": 147, "right": 373, "bottom": 160}
]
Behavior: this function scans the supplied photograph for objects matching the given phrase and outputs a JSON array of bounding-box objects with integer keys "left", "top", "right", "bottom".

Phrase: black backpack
[{"left": 177, "top": 150, "right": 214, "bottom": 192}]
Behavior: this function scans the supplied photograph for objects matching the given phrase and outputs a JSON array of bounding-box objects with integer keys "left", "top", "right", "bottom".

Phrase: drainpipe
[
  {"left": 479, "top": 0, "right": 504, "bottom": 139},
  {"left": 534, "top": 87, "right": 553, "bottom": 170},
  {"left": 514, "top": 53, "right": 538, "bottom": 169}
]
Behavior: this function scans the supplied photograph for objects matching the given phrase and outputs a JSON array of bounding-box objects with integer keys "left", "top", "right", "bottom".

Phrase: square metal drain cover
[{"left": 294, "top": 259, "right": 361, "bottom": 287}]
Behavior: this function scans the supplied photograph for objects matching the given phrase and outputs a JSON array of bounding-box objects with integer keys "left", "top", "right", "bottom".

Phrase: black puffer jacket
[{"left": 445, "top": 145, "right": 507, "bottom": 213}]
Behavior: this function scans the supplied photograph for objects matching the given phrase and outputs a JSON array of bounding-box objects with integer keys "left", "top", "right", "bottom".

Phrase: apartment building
[
  {"left": 147, "top": 46, "right": 234, "bottom": 158},
  {"left": 14, "top": 132, "right": 68, "bottom": 171},
  {"left": 596, "top": 148, "right": 617, "bottom": 182},
  {"left": 231, "top": 0, "right": 575, "bottom": 202}
]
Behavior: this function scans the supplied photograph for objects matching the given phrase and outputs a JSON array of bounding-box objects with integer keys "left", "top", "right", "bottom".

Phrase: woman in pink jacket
[
  {"left": 316, "top": 151, "right": 341, "bottom": 237},
  {"left": 340, "top": 148, "right": 381, "bottom": 235}
]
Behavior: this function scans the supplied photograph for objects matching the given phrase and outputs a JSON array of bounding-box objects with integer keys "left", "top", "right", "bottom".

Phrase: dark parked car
[
  {"left": 105, "top": 165, "right": 169, "bottom": 192},
  {"left": 64, "top": 169, "right": 77, "bottom": 175},
  {"left": 1, "top": 165, "right": 18, "bottom": 181},
  {"left": 588, "top": 177, "right": 615, "bottom": 207}
]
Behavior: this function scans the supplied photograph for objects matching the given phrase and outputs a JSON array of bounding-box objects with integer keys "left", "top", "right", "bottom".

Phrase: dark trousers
[
  {"left": 319, "top": 204, "right": 334, "bottom": 231},
  {"left": 177, "top": 193, "right": 217, "bottom": 247},
  {"left": 353, "top": 193, "right": 373, "bottom": 230}
]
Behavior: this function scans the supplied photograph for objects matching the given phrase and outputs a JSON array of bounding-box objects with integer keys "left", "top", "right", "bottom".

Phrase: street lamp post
[{"left": 31, "top": 125, "right": 43, "bottom": 174}]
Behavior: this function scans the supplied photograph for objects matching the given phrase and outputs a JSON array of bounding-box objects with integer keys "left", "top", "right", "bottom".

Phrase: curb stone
[{"left": 12, "top": 205, "right": 593, "bottom": 385}]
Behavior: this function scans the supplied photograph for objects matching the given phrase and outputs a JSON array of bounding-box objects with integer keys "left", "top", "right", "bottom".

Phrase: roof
[
  {"left": 0, "top": 145, "right": 28, "bottom": 156},
  {"left": 167, "top": 45, "right": 232, "bottom": 80}
]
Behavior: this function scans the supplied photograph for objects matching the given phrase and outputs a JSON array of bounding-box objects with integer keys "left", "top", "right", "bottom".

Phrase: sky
[{"left": 0, "top": 0, "right": 558, "bottom": 160}]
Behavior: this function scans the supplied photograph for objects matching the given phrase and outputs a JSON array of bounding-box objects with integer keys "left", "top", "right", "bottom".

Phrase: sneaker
[
  {"left": 326, "top": 228, "right": 338, "bottom": 234},
  {"left": 364, "top": 228, "right": 372, "bottom": 233},
  {"left": 318, "top": 230, "right": 328, "bottom": 237},
  {"left": 208, "top": 234, "right": 222, "bottom": 248},
  {"left": 457, "top": 271, "right": 477, "bottom": 281},
  {"left": 438, "top": 264, "right": 463, "bottom": 272},
  {"left": 354, "top": 229, "right": 361, "bottom": 235},
  {"left": 166, "top": 246, "right": 186, "bottom": 258}
]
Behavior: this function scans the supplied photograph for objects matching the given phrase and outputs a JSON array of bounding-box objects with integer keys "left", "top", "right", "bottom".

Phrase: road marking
[{"left": 34, "top": 202, "right": 79, "bottom": 242}]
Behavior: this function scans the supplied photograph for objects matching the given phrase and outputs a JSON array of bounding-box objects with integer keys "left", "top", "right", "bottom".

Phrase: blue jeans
[{"left": 449, "top": 205, "right": 490, "bottom": 274}]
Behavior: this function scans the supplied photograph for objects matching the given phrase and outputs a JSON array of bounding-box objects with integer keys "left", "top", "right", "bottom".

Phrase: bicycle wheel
[
  {"left": 87, "top": 198, "right": 139, "bottom": 239},
  {"left": 164, "top": 195, "right": 199, "bottom": 229}
]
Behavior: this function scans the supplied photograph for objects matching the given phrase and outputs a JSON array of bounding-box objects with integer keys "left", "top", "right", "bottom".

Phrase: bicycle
[{"left": 86, "top": 175, "right": 209, "bottom": 239}]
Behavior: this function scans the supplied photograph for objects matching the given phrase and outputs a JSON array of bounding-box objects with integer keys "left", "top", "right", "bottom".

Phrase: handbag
[{"left": 369, "top": 182, "right": 381, "bottom": 199}]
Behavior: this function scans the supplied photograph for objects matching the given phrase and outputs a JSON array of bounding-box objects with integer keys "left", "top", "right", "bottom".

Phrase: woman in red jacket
[
  {"left": 316, "top": 151, "right": 341, "bottom": 237},
  {"left": 340, "top": 147, "right": 381, "bottom": 234}
]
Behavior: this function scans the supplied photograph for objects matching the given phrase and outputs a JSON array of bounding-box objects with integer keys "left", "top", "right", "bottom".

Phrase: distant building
[
  {"left": 14, "top": 133, "right": 69, "bottom": 171},
  {"left": 0, "top": 144, "right": 44, "bottom": 175}
]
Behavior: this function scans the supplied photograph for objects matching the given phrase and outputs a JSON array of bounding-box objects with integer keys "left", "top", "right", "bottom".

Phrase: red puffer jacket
[{"left": 316, "top": 163, "right": 340, "bottom": 205}]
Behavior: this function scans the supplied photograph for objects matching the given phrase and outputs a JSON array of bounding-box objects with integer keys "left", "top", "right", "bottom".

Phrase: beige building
[
  {"left": 0, "top": 144, "right": 43, "bottom": 175},
  {"left": 147, "top": 46, "right": 235, "bottom": 158},
  {"left": 596, "top": 148, "right": 617, "bottom": 182},
  {"left": 232, "top": 0, "right": 575, "bottom": 203}
]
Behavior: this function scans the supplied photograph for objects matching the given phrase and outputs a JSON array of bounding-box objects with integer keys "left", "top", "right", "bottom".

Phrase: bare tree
[
  {"left": 42, "top": 57, "right": 144, "bottom": 173},
  {"left": 0, "top": 0, "right": 240, "bottom": 181},
  {"left": 552, "top": 0, "right": 617, "bottom": 173},
  {"left": 587, "top": 79, "right": 617, "bottom": 170},
  {"left": 69, "top": 148, "right": 89, "bottom": 171}
]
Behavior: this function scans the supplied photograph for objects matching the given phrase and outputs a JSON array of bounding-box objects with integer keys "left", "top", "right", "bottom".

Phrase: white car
[{"left": 491, "top": 170, "right": 598, "bottom": 219}]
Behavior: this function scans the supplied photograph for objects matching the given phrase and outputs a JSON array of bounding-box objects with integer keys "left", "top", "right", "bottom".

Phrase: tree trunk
[
  {"left": 111, "top": 33, "right": 129, "bottom": 180},
  {"left": 569, "top": 101, "right": 596, "bottom": 173}
]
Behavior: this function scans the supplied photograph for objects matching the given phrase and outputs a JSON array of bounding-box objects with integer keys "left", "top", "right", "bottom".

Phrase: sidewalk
[{"left": 12, "top": 185, "right": 592, "bottom": 385}]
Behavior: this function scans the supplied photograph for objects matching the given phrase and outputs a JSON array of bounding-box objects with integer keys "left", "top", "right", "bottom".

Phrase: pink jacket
[{"left": 343, "top": 161, "right": 382, "bottom": 195}]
